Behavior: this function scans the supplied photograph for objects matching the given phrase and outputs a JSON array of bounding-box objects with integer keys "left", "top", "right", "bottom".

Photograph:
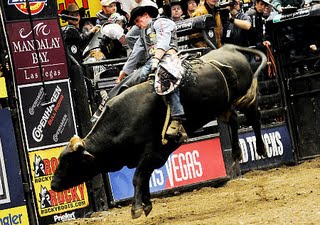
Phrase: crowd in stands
[
  {"left": 60, "top": 0, "right": 312, "bottom": 139},
  {"left": 61, "top": 0, "right": 309, "bottom": 63}
]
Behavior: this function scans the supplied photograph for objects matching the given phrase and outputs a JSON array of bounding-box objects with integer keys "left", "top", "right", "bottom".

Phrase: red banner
[{"left": 6, "top": 19, "right": 68, "bottom": 84}]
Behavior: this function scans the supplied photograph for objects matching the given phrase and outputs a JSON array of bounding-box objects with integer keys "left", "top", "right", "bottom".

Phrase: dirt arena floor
[{"left": 60, "top": 157, "right": 320, "bottom": 225}]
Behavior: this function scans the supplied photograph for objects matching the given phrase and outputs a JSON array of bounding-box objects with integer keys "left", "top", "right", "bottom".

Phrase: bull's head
[{"left": 51, "top": 135, "right": 96, "bottom": 192}]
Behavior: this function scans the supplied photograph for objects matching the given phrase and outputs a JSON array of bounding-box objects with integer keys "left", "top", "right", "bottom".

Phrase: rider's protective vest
[{"left": 141, "top": 18, "right": 178, "bottom": 59}]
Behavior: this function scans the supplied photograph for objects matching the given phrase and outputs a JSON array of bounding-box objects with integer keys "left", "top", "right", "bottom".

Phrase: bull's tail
[{"left": 233, "top": 45, "right": 267, "bottom": 108}]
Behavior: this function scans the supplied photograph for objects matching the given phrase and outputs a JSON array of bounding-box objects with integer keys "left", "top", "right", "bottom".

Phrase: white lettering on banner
[
  {"left": 149, "top": 169, "right": 164, "bottom": 188},
  {"left": 239, "top": 139, "right": 248, "bottom": 163},
  {"left": 12, "top": 38, "right": 61, "bottom": 53},
  {"left": 165, "top": 150, "right": 203, "bottom": 187},
  {"left": 264, "top": 132, "right": 283, "bottom": 157},
  {"left": 29, "top": 87, "right": 44, "bottom": 115},
  {"left": 53, "top": 212, "right": 76, "bottom": 223},
  {"left": 11, "top": 23, "right": 61, "bottom": 69},
  {"left": 19, "top": 22, "right": 50, "bottom": 39},
  {"left": 32, "top": 85, "right": 62, "bottom": 142},
  {"left": 239, "top": 131, "right": 284, "bottom": 163},
  {"left": 31, "top": 52, "right": 49, "bottom": 64}
]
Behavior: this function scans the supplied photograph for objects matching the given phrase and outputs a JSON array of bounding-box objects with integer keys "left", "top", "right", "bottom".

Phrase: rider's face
[{"left": 134, "top": 13, "right": 151, "bottom": 29}]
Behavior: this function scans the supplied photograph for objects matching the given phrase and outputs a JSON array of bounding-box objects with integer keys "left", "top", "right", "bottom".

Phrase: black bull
[{"left": 51, "top": 44, "right": 267, "bottom": 218}]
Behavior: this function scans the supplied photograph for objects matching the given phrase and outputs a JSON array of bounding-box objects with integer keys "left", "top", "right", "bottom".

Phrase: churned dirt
[{"left": 60, "top": 157, "right": 320, "bottom": 225}]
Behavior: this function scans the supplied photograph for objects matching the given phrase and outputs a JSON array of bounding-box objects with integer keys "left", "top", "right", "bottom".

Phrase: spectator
[
  {"left": 183, "top": 0, "right": 199, "bottom": 19},
  {"left": 190, "top": 0, "right": 223, "bottom": 49},
  {"left": 61, "top": 3, "right": 99, "bottom": 63},
  {"left": 247, "top": 0, "right": 272, "bottom": 80},
  {"left": 170, "top": 0, "right": 185, "bottom": 21},
  {"left": 82, "top": 13, "right": 128, "bottom": 82},
  {"left": 247, "top": 0, "right": 271, "bottom": 52},
  {"left": 96, "top": 0, "right": 118, "bottom": 25},
  {"left": 170, "top": 0, "right": 190, "bottom": 50},
  {"left": 222, "top": 0, "right": 252, "bottom": 47}
]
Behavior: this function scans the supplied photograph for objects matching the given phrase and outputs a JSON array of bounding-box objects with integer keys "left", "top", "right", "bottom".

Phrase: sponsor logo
[
  {"left": 53, "top": 212, "right": 76, "bottom": 222},
  {"left": 0, "top": 206, "right": 29, "bottom": 225},
  {"left": 0, "top": 213, "right": 23, "bottom": 225},
  {"left": 239, "top": 131, "right": 284, "bottom": 163},
  {"left": 8, "top": 0, "right": 47, "bottom": 15},
  {"left": 32, "top": 85, "right": 63, "bottom": 143}
]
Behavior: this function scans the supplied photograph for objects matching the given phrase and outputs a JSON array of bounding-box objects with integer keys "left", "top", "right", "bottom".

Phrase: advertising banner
[
  {"left": 6, "top": 19, "right": 69, "bottom": 85},
  {"left": 239, "top": 124, "right": 293, "bottom": 171},
  {"left": 0, "top": 77, "right": 7, "bottom": 98},
  {"left": 108, "top": 138, "right": 227, "bottom": 202},
  {"left": 28, "top": 147, "right": 90, "bottom": 218},
  {"left": 1, "top": 0, "right": 57, "bottom": 22},
  {"left": 57, "top": 0, "right": 102, "bottom": 26},
  {"left": 0, "top": 205, "right": 29, "bottom": 225},
  {"left": 0, "top": 109, "right": 30, "bottom": 224},
  {"left": 17, "top": 79, "right": 77, "bottom": 151}
]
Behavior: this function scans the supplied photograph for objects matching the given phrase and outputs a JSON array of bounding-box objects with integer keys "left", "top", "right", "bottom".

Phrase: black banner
[{"left": 18, "top": 79, "right": 77, "bottom": 151}]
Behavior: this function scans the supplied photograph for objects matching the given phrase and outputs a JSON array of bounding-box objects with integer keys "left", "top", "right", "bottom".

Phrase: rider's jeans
[
  {"left": 131, "top": 58, "right": 185, "bottom": 118},
  {"left": 168, "top": 90, "right": 185, "bottom": 118},
  {"left": 144, "top": 59, "right": 185, "bottom": 117}
]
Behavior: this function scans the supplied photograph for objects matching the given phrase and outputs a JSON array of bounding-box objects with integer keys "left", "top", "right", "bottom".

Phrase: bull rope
[
  {"left": 161, "top": 97, "right": 171, "bottom": 145},
  {"left": 205, "top": 60, "right": 231, "bottom": 102}
]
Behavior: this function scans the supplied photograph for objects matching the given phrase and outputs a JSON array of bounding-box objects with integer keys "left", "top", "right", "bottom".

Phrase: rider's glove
[{"left": 150, "top": 57, "right": 160, "bottom": 73}]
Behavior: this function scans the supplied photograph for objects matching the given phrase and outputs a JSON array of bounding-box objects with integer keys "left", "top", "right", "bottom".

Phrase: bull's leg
[
  {"left": 228, "top": 109, "right": 242, "bottom": 161},
  {"left": 131, "top": 142, "right": 160, "bottom": 219},
  {"left": 227, "top": 109, "right": 242, "bottom": 178},
  {"left": 242, "top": 102, "right": 267, "bottom": 158},
  {"left": 132, "top": 166, "right": 153, "bottom": 219},
  {"left": 141, "top": 179, "right": 152, "bottom": 216}
]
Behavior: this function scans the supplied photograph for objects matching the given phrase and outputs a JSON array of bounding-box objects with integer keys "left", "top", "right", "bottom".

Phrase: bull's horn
[
  {"left": 69, "top": 135, "right": 84, "bottom": 152},
  {"left": 83, "top": 150, "right": 94, "bottom": 158}
]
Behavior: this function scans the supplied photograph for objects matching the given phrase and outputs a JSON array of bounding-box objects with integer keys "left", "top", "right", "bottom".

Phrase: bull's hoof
[
  {"left": 143, "top": 204, "right": 152, "bottom": 217},
  {"left": 229, "top": 160, "right": 241, "bottom": 179},
  {"left": 257, "top": 143, "right": 268, "bottom": 158},
  {"left": 131, "top": 207, "right": 143, "bottom": 219}
]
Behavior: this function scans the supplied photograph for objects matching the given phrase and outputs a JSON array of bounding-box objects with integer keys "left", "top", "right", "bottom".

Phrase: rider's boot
[{"left": 166, "top": 117, "right": 188, "bottom": 142}]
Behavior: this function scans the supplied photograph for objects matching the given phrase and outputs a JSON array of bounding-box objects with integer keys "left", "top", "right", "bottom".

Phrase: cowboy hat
[
  {"left": 170, "top": 0, "right": 184, "bottom": 6},
  {"left": 183, "top": 0, "right": 200, "bottom": 6},
  {"left": 61, "top": 3, "right": 86, "bottom": 17},
  {"left": 67, "top": 3, "right": 79, "bottom": 12},
  {"left": 128, "top": 6, "right": 158, "bottom": 26},
  {"left": 260, "top": 0, "right": 272, "bottom": 5},
  {"left": 100, "top": 0, "right": 117, "bottom": 6}
]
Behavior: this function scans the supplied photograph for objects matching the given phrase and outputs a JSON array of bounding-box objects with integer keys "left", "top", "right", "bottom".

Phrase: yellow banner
[
  {"left": 57, "top": 0, "right": 101, "bottom": 26},
  {"left": 28, "top": 147, "right": 89, "bottom": 217},
  {"left": 0, "top": 77, "right": 7, "bottom": 98},
  {"left": 0, "top": 205, "right": 30, "bottom": 225}
]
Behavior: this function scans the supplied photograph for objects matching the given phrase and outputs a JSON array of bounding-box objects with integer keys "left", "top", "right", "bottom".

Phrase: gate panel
[{"left": 267, "top": 5, "right": 320, "bottom": 159}]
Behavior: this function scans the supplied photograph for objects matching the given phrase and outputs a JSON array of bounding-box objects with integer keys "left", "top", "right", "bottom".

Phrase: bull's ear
[{"left": 69, "top": 135, "right": 85, "bottom": 152}]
